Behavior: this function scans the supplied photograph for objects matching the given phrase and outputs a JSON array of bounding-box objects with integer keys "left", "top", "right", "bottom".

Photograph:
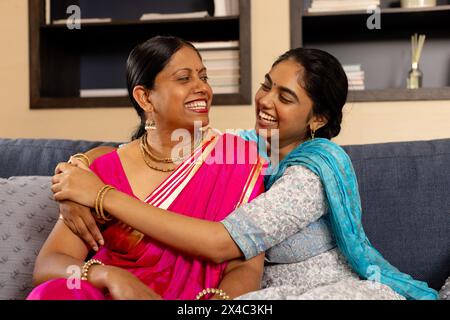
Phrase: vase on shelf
[
  {"left": 407, "top": 63, "right": 423, "bottom": 89},
  {"left": 407, "top": 33, "right": 426, "bottom": 90}
]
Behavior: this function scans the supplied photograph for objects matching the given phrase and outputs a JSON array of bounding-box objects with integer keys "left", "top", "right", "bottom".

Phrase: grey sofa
[{"left": 0, "top": 137, "right": 449, "bottom": 300}]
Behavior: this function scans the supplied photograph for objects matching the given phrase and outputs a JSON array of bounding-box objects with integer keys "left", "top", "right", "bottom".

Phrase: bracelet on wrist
[
  {"left": 94, "top": 185, "right": 115, "bottom": 224},
  {"left": 196, "top": 288, "right": 230, "bottom": 300},
  {"left": 71, "top": 153, "right": 91, "bottom": 167},
  {"left": 80, "top": 259, "right": 104, "bottom": 281}
]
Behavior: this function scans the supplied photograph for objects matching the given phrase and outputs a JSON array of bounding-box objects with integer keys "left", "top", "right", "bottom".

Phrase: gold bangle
[
  {"left": 94, "top": 186, "right": 103, "bottom": 222},
  {"left": 195, "top": 288, "right": 230, "bottom": 300},
  {"left": 71, "top": 153, "right": 91, "bottom": 167},
  {"left": 80, "top": 259, "right": 104, "bottom": 281},
  {"left": 99, "top": 185, "right": 114, "bottom": 221},
  {"left": 94, "top": 185, "right": 115, "bottom": 223}
]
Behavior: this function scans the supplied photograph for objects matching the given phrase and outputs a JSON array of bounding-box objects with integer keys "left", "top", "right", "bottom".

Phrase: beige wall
[{"left": 0, "top": 0, "right": 449, "bottom": 144}]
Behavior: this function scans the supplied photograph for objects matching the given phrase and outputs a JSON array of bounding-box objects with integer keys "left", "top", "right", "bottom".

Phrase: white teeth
[
  {"left": 259, "top": 111, "right": 277, "bottom": 122},
  {"left": 185, "top": 100, "right": 207, "bottom": 110}
]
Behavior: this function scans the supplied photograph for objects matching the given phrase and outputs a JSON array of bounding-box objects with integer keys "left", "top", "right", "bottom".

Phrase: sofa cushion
[
  {"left": 439, "top": 276, "right": 450, "bottom": 300},
  {"left": 0, "top": 176, "right": 58, "bottom": 300},
  {"left": 343, "top": 139, "right": 450, "bottom": 290},
  {"left": 0, "top": 138, "right": 119, "bottom": 178}
]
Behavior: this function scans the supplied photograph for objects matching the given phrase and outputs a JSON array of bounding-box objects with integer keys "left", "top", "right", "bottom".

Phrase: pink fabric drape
[{"left": 28, "top": 134, "right": 265, "bottom": 300}]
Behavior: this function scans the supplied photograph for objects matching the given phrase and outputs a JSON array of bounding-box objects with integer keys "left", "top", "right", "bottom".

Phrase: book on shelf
[
  {"left": 201, "top": 50, "right": 240, "bottom": 61},
  {"left": 348, "top": 79, "right": 365, "bottom": 86},
  {"left": 347, "top": 77, "right": 365, "bottom": 83},
  {"left": 346, "top": 72, "right": 365, "bottom": 78},
  {"left": 198, "top": 46, "right": 240, "bottom": 87},
  {"left": 343, "top": 64, "right": 362, "bottom": 72},
  {"left": 214, "top": 0, "right": 240, "bottom": 17},
  {"left": 345, "top": 71, "right": 365, "bottom": 79},
  {"left": 203, "top": 59, "right": 240, "bottom": 69},
  {"left": 348, "top": 85, "right": 365, "bottom": 91},
  {"left": 140, "top": 11, "right": 209, "bottom": 21},
  {"left": 53, "top": 18, "right": 113, "bottom": 25},
  {"left": 211, "top": 85, "right": 240, "bottom": 94},
  {"left": 208, "top": 76, "right": 240, "bottom": 86},
  {"left": 348, "top": 77, "right": 365, "bottom": 82},
  {"left": 80, "top": 88, "right": 128, "bottom": 98},
  {"left": 345, "top": 71, "right": 365, "bottom": 80},
  {"left": 343, "top": 64, "right": 365, "bottom": 91},
  {"left": 207, "top": 68, "right": 240, "bottom": 77},
  {"left": 308, "top": 0, "right": 380, "bottom": 13},
  {"left": 192, "top": 41, "right": 239, "bottom": 50}
]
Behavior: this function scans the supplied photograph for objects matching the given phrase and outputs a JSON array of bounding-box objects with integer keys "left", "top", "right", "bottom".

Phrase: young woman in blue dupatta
[{"left": 54, "top": 47, "right": 438, "bottom": 300}]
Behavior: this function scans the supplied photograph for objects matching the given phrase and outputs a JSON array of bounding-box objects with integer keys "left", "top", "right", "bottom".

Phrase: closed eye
[
  {"left": 280, "top": 95, "right": 293, "bottom": 104},
  {"left": 260, "top": 82, "right": 271, "bottom": 91},
  {"left": 279, "top": 88, "right": 299, "bottom": 103}
]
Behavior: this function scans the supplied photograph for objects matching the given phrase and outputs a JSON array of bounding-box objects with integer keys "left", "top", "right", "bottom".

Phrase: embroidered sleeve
[{"left": 221, "top": 165, "right": 328, "bottom": 260}]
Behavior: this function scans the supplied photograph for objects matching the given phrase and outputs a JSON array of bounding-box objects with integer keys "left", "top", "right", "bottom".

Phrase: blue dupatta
[{"left": 263, "top": 137, "right": 438, "bottom": 300}]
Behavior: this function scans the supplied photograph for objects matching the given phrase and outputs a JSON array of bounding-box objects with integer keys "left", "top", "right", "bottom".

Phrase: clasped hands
[
  {"left": 51, "top": 157, "right": 106, "bottom": 251},
  {"left": 52, "top": 157, "right": 104, "bottom": 208}
]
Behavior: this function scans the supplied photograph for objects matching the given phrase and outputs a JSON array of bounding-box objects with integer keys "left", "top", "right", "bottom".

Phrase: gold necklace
[
  {"left": 139, "top": 142, "right": 177, "bottom": 172},
  {"left": 140, "top": 128, "right": 209, "bottom": 172},
  {"left": 141, "top": 132, "right": 182, "bottom": 163},
  {"left": 141, "top": 135, "right": 180, "bottom": 163},
  {"left": 141, "top": 129, "right": 206, "bottom": 163}
]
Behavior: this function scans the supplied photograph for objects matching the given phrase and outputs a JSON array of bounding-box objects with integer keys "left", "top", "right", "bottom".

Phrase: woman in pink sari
[{"left": 28, "top": 36, "right": 265, "bottom": 300}]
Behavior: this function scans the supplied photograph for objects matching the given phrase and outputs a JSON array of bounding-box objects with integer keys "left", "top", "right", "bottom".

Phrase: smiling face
[
  {"left": 147, "top": 46, "right": 212, "bottom": 132},
  {"left": 255, "top": 58, "right": 326, "bottom": 155}
]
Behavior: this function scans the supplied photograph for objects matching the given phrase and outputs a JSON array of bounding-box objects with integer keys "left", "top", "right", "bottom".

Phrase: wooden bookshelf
[
  {"left": 349, "top": 88, "right": 450, "bottom": 102},
  {"left": 290, "top": 0, "right": 450, "bottom": 102},
  {"left": 29, "top": 0, "right": 252, "bottom": 109}
]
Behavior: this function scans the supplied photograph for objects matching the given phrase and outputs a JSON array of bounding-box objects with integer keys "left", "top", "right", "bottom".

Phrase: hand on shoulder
[{"left": 85, "top": 146, "right": 118, "bottom": 163}]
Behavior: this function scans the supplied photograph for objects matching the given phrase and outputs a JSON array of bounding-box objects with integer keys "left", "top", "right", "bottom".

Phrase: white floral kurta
[{"left": 222, "top": 165, "right": 404, "bottom": 300}]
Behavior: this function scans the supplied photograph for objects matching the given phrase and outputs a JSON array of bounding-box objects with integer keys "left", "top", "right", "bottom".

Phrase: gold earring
[
  {"left": 145, "top": 119, "right": 156, "bottom": 131},
  {"left": 311, "top": 128, "right": 316, "bottom": 140}
]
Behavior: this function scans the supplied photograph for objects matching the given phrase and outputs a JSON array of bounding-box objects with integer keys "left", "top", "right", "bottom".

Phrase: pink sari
[{"left": 28, "top": 134, "right": 265, "bottom": 300}]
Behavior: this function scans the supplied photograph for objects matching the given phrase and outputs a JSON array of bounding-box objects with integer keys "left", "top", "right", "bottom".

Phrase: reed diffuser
[{"left": 407, "top": 33, "right": 426, "bottom": 89}]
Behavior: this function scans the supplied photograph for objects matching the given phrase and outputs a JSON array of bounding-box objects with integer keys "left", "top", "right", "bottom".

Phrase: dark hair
[
  {"left": 273, "top": 48, "right": 348, "bottom": 140},
  {"left": 126, "top": 36, "right": 201, "bottom": 140}
]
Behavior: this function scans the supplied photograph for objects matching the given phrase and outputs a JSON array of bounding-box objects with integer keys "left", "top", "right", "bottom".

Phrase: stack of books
[
  {"left": 343, "top": 65, "right": 365, "bottom": 91},
  {"left": 193, "top": 41, "right": 240, "bottom": 94},
  {"left": 80, "top": 88, "right": 128, "bottom": 98},
  {"left": 308, "top": 0, "right": 380, "bottom": 13},
  {"left": 140, "top": 11, "right": 209, "bottom": 21}
]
